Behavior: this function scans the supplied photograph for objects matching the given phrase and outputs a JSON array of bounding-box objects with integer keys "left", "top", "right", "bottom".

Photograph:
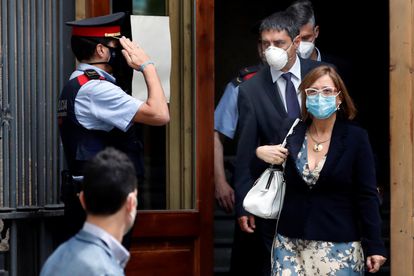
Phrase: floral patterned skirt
[{"left": 272, "top": 234, "right": 364, "bottom": 276}]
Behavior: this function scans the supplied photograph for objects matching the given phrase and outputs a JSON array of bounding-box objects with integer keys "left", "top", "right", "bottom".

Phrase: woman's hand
[
  {"left": 256, "top": 144, "right": 288, "bottom": 165},
  {"left": 366, "top": 255, "right": 387, "bottom": 273}
]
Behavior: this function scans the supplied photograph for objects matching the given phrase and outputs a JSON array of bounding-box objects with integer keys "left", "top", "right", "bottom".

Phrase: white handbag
[{"left": 243, "top": 119, "right": 300, "bottom": 219}]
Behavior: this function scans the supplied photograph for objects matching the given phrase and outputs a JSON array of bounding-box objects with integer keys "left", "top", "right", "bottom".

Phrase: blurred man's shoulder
[{"left": 231, "top": 64, "right": 263, "bottom": 86}]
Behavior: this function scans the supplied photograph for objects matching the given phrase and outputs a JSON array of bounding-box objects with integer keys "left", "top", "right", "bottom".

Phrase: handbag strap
[
  {"left": 272, "top": 120, "right": 300, "bottom": 231},
  {"left": 281, "top": 118, "right": 301, "bottom": 147},
  {"left": 282, "top": 118, "right": 300, "bottom": 169},
  {"left": 269, "top": 118, "right": 300, "bottom": 169}
]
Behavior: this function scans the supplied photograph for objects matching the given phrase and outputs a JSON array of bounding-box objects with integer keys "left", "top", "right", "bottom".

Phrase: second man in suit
[{"left": 234, "top": 10, "right": 326, "bottom": 275}]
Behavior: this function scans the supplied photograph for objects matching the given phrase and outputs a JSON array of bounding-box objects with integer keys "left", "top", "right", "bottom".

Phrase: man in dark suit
[{"left": 234, "top": 10, "right": 326, "bottom": 275}]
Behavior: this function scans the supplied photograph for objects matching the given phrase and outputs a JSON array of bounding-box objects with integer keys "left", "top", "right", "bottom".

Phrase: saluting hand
[{"left": 119, "top": 36, "right": 151, "bottom": 71}]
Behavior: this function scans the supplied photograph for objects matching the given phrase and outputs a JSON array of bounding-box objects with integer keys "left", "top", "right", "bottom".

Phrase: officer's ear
[
  {"left": 125, "top": 190, "right": 138, "bottom": 212},
  {"left": 314, "top": 25, "right": 320, "bottom": 39},
  {"left": 293, "top": 35, "right": 301, "bottom": 48},
  {"left": 79, "top": 191, "right": 87, "bottom": 211},
  {"left": 95, "top": 43, "right": 107, "bottom": 59}
]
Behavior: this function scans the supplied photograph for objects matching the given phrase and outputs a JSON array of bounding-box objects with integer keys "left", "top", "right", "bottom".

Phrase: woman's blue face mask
[{"left": 306, "top": 92, "right": 341, "bottom": 119}]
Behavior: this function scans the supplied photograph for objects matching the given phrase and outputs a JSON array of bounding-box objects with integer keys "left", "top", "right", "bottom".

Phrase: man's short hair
[
  {"left": 82, "top": 147, "right": 137, "bottom": 215},
  {"left": 286, "top": 0, "right": 316, "bottom": 28},
  {"left": 259, "top": 10, "right": 300, "bottom": 41}
]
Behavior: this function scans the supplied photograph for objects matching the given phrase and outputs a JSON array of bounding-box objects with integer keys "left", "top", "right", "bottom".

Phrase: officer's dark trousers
[
  {"left": 230, "top": 217, "right": 276, "bottom": 276},
  {"left": 256, "top": 217, "right": 277, "bottom": 276},
  {"left": 229, "top": 220, "right": 262, "bottom": 276},
  {"left": 60, "top": 187, "right": 86, "bottom": 243}
]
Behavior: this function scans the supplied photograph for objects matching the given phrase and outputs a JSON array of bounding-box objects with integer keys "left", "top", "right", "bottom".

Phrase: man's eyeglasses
[{"left": 304, "top": 87, "right": 340, "bottom": 97}]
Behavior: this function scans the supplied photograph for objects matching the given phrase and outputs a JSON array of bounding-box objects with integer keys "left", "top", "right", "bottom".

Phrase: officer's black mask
[{"left": 104, "top": 44, "right": 123, "bottom": 70}]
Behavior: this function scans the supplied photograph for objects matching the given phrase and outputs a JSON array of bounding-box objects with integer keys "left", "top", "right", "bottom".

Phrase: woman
[{"left": 256, "top": 65, "right": 386, "bottom": 275}]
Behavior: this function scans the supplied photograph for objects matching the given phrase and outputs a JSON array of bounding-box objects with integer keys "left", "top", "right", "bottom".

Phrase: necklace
[{"left": 308, "top": 130, "right": 331, "bottom": 152}]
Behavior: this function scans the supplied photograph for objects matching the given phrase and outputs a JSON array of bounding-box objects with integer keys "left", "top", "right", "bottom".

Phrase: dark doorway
[
  {"left": 112, "top": 1, "right": 168, "bottom": 210},
  {"left": 214, "top": 0, "right": 389, "bottom": 275}
]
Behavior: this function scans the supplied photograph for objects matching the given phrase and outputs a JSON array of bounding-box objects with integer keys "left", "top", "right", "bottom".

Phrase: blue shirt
[
  {"left": 40, "top": 224, "right": 128, "bottom": 276},
  {"left": 83, "top": 222, "right": 130, "bottom": 268},
  {"left": 72, "top": 63, "right": 143, "bottom": 132},
  {"left": 214, "top": 82, "right": 239, "bottom": 139}
]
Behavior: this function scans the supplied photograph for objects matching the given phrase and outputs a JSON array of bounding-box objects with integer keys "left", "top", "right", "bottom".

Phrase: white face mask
[
  {"left": 264, "top": 44, "right": 292, "bottom": 70},
  {"left": 297, "top": 41, "right": 315, "bottom": 59}
]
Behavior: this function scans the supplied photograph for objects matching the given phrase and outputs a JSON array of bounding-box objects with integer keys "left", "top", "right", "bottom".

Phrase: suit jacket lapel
[
  {"left": 286, "top": 119, "right": 347, "bottom": 186},
  {"left": 319, "top": 119, "right": 347, "bottom": 178},
  {"left": 286, "top": 121, "right": 306, "bottom": 162},
  {"left": 261, "top": 58, "right": 321, "bottom": 119},
  {"left": 261, "top": 66, "right": 288, "bottom": 118},
  {"left": 267, "top": 58, "right": 313, "bottom": 118},
  {"left": 300, "top": 57, "right": 313, "bottom": 78}
]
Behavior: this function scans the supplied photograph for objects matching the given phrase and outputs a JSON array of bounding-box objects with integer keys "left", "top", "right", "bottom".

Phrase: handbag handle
[
  {"left": 269, "top": 118, "right": 300, "bottom": 170},
  {"left": 281, "top": 118, "right": 301, "bottom": 147}
]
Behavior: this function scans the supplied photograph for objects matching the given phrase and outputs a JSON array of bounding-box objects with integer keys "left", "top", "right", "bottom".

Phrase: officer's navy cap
[{"left": 66, "top": 12, "right": 125, "bottom": 38}]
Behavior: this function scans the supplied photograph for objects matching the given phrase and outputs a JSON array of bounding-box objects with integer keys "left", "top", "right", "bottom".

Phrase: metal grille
[{"left": 0, "top": 0, "right": 72, "bottom": 214}]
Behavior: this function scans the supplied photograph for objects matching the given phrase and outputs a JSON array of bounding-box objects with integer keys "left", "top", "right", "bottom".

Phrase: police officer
[
  {"left": 58, "top": 12, "right": 169, "bottom": 244},
  {"left": 214, "top": 44, "right": 264, "bottom": 275}
]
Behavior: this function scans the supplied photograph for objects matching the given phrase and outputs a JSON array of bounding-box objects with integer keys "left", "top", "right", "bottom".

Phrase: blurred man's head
[
  {"left": 80, "top": 147, "right": 138, "bottom": 233},
  {"left": 286, "top": 0, "right": 320, "bottom": 60}
]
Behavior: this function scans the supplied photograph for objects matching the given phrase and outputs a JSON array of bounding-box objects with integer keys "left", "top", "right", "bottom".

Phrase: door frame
[{"left": 390, "top": 0, "right": 414, "bottom": 275}]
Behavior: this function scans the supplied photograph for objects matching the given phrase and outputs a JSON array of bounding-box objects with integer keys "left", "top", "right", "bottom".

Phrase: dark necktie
[{"left": 281, "top": 72, "right": 300, "bottom": 118}]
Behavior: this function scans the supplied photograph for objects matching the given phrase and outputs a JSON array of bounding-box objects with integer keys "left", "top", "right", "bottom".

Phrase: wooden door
[{"left": 84, "top": 0, "right": 215, "bottom": 275}]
